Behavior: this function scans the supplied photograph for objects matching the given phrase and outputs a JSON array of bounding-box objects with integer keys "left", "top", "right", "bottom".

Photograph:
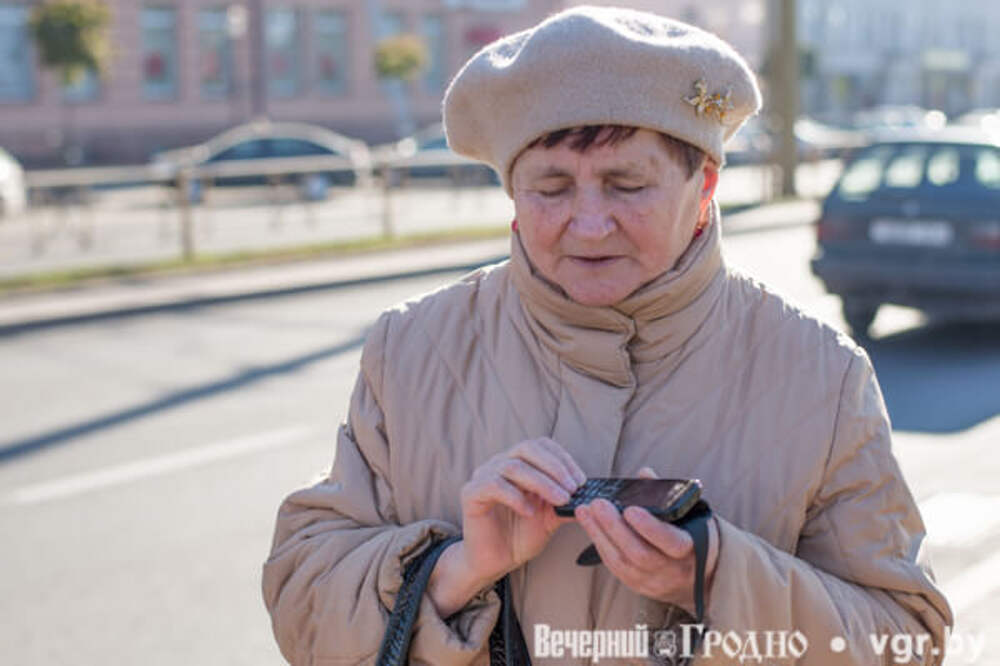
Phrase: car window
[
  {"left": 271, "top": 138, "right": 334, "bottom": 157},
  {"left": 837, "top": 145, "right": 894, "bottom": 200},
  {"left": 211, "top": 140, "right": 267, "bottom": 161},
  {"left": 926, "top": 147, "right": 960, "bottom": 187},
  {"left": 883, "top": 146, "right": 927, "bottom": 188},
  {"left": 837, "top": 142, "right": 1000, "bottom": 201},
  {"left": 974, "top": 148, "right": 1000, "bottom": 190}
]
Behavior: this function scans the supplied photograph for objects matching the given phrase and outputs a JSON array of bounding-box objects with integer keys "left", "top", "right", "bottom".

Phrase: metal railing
[
  {"left": 18, "top": 155, "right": 376, "bottom": 261},
  {"left": 1, "top": 152, "right": 840, "bottom": 280}
]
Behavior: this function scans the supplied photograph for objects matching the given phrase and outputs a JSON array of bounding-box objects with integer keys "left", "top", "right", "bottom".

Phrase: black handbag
[{"left": 375, "top": 536, "right": 531, "bottom": 666}]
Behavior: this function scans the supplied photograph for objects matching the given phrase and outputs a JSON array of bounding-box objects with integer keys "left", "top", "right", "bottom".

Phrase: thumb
[{"left": 637, "top": 466, "right": 658, "bottom": 479}]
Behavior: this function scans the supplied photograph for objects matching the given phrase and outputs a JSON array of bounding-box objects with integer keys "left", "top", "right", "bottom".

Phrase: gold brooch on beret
[{"left": 684, "top": 79, "right": 734, "bottom": 124}]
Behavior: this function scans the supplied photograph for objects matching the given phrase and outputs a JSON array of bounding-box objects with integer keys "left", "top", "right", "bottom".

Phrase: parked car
[
  {"left": 152, "top": 120, "right": 372, "bottom": 202},
  {"left": 810, "top": 128, "right": 1000, "bottom": 337},
  {"left": 726, "top": 116, "right": 864, "bottom": 165},
  {"left": 0, "top": 147, "right": 27, "bottom": 219},
  {"left": 952, "top": 108, "right": 1000, "bottom": 133},
  {"left": 374, "top": 123, "right": 499, "bottom": 186},
  {"left": 851, "top": 105, "right": 947, "bottom": 133},
  {"left": 794, "top": 117, "right": 867, "bottom": 160}
]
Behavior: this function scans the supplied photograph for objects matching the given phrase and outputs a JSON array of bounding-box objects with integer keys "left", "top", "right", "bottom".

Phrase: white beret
[{"left": 443, "top": 5, "right": 763, "bottom": 194}]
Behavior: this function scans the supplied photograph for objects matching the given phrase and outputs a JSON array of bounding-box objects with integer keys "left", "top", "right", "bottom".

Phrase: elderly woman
[{"left": 263, "top": 6, "right": 951, "bottom": 665}]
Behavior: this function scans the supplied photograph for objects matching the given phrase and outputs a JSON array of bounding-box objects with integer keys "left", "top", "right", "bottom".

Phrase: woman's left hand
[{"left": 573, "top": 467, "right": 719, "bottom": 616}]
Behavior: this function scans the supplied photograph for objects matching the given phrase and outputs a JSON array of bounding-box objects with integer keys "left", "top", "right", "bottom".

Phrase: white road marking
[{"left": 5, "top": 425, "right": 318, "bottom": 506}]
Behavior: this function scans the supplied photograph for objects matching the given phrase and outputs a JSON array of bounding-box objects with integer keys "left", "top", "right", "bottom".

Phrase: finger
[
  {"left": 469, "top": 477, "right": 536, "bottom": 518},
  {"left": 538, "top": 438, "right": 588, "bottom": 486},
  {"left": 529, "top": 492, "right": 576, "bottom": 528},
  {"left": 637, "top": 466, "right": 658, "bottom": 479},
  {"left": 623, "top": 506, "right": 693, "bottom": 559},
  {"left": 576, "top": 505, "right": 639, "bottom": 582},
  {"left": 588, "top": 499, "right": 662, "bottom": 569},
  {"left": 497, "top": 458, "right": 572, "bottom": 506},
  {"left": 511, "top": 441, "right": 581, "bottom": 492}
]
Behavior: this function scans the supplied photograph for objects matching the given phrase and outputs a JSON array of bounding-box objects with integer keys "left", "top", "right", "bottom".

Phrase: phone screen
[
  {"left": 614, "top": 479, "right": 699, "bottom": 515},
  {"left": 554, "top": 478, "right": 702, "bottom": 520}
]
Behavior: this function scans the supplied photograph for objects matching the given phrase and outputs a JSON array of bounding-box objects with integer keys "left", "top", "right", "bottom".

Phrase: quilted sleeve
[
  {"left": 262, "top": 313, "right": 500, "bottom": 665},
  {"left": 699, "top": 349, "right": 952, "bottom": 665}
]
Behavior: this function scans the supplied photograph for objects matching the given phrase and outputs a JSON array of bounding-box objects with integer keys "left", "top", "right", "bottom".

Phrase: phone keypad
[{"left": 568, "top": 478, "right": 626, "bottom": 508}]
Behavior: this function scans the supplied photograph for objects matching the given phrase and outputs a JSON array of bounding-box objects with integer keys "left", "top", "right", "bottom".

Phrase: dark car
[
  {"left": 152, "top": 120, "right": 372, "bottom": 202},
  {"left": 810, "top": 128, "right": 1000, "bottom": 337},
  {"left": 374, "top": 123, "right": 500, "bottom": 186}
]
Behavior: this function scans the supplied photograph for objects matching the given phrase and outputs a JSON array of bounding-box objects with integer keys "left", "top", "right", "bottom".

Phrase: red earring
[{"left": 511, "top": 219, "right": 519, "bottom": 232}]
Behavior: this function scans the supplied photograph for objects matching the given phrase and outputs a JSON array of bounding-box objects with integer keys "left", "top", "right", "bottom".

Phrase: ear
[{"left": 698, "top": 162, "right": 719, "bottom": 221}]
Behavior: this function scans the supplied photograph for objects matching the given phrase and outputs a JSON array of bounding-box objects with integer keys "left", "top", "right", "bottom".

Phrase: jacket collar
[{"left": 510, "top": 201, "right": 726, "bottom": 388}]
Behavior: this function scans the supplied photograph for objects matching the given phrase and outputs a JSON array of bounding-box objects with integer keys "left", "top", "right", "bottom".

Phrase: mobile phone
[{"left": 554, "top": 478, "right": 702, "bottom": 521}]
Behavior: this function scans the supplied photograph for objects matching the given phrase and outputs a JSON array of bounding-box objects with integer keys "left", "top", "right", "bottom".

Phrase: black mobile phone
[{"left": 554, "top": 478, "right": 702, "bottom": 521}]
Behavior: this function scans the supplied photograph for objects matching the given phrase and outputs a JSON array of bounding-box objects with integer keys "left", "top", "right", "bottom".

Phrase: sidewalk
[{"left": 0, "top": 199, "right": 819, "bottom": 333}]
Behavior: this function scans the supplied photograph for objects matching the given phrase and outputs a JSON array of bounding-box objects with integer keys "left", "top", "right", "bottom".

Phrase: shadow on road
[
  {"left": 0, "top": 332, "right": 368, "bottom": 463},
  {"left": 866, "top": 322, "right": 1000, "bottom": 434}
]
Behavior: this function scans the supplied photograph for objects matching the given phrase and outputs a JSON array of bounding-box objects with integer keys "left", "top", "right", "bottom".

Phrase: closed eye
[{"left": 613, "top": 184, "right": 645, "bottom": 193}]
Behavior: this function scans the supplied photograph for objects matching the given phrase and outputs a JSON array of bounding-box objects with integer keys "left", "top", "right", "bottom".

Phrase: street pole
[{"left": 775, "top": 0, "right": 799, "bottom": 197}]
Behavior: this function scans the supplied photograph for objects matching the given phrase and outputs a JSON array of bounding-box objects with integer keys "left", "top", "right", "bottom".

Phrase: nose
[{"left": 568, "top": 186, "right": 616, "bottom": 241}]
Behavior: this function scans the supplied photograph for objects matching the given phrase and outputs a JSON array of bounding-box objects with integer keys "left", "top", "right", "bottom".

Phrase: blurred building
[
  {"left": 798, "top": 0, "right": 1000, "bottom": 121},
  {"left": 0, "top": 0, "right": 565, "bottom": 166},
  {"left": 0, "top": 0, "right": 772, "bottom": 167}
]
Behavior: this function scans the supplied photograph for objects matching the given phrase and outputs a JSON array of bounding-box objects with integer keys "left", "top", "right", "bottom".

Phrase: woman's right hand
[{"left": 427, "top": 438, "right": 586, "bottom": 617}]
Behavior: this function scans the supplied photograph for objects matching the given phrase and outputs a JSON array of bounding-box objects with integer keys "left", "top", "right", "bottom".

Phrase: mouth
[{"left": 569, "top": 255, "right": 621, "bottom": 267}]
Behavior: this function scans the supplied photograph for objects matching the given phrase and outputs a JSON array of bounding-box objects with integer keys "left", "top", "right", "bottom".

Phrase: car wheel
[{"left": 842, "top": 298, "right": 879, "bottom": 339}]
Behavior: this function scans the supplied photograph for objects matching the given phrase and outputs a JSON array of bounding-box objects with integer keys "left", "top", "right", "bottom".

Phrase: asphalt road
[{"left": 0, "top": 223, "right": 998, "bottom": 665}]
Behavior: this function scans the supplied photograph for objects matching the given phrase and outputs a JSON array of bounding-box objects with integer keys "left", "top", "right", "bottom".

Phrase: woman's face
[{"left": 510, "top": 128, "right": 717, "bottom": 307}]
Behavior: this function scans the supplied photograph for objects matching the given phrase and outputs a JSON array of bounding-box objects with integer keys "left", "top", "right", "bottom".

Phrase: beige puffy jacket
[{"left": 262, "top": 212, "right": 952, "bottom": 665}]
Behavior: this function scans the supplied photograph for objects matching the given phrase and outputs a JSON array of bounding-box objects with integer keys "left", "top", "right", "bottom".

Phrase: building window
[
  {"left": 0, "top": 4, "right": 35, "bottom": 102},
  {"left": 142, "top": 7, "right": 178, "bottom": 100},
  {"left": 314, "top": 10, "right": 348, "bottom": 96},
  {"left": 62, "top": 68, "right": 100, "bottom": 103},
  {"left": 421, "top": 15, "right": 445, "bottom": 94},
  {"left": 199, "top": 8, "right": 232, "bottom": 99},
  {"left": 266, "top": 8, "right": 299, "bottom": 98}
]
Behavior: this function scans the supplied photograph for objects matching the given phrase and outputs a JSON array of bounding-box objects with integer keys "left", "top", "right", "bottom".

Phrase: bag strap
[
  {"left": 376, "top": 535, "right": 531, "bottom": 665},
  {"left": 672, "top": 499, "right": 713, "bottom": 622},
  {"left": 488, "top": 574, "right": 532, "bottom": 665},
  {"left": 376, "top": 535, "right": 462, "bottom": 666}
]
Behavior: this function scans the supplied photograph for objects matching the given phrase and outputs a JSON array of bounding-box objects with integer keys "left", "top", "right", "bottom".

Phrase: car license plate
[{"left": 868, "top": 219, "right": 954, "bottom": 247}]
